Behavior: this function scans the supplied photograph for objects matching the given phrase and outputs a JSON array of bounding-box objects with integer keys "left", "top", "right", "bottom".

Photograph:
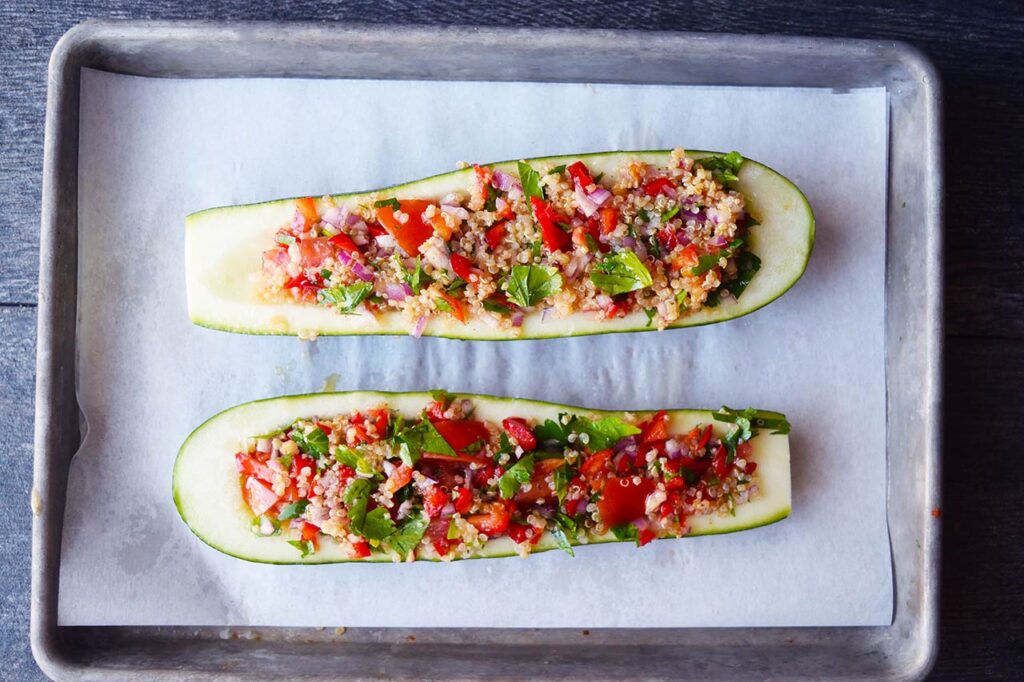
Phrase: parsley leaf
[
  {"left": 518, "top": 161, "right": 544, "bottom": 201},
  {"left": 373, "top": 197, "right": 401, "bottom": 210},
  {"left": 549, "top": 525, "right": 575, "bottom": 557},
  {"left": 590, "top": 251, "right": 653, "bottom": 296},
  {"left": 548, "top": 164, "right": 567, "bottom": 176},
  {"left": 482, "top": 298, "right": 511, "bottom": 314},
  {"left": 498, "top": 454, "right": 535, "bottom": 498},
  {"left": 277, "top": 499, "right": 309, "bottom": 521},
  {"left": 484, "top": 185, "right": 499, "bottom": 212},
  {"left": 447, "top": 518, "right": 461, "bottom": 540},
  {"left": 334, "top": 446, "right": 375, "bottom": 476},
  {"left": 403, "top": 256, "right": 431, "bottom": 294},
  {"left": 506, "top": 264, "right": 563, "bottom": 308},
  {"left": 696, "top": 151, "right": 744, "bottom": 184},
  {"left": 319, "top": 282, "right": 373, "bottom": 313},
  {"left": 554, "top": 464, "right": 572, "bottom": 504},
  {"left": 534, "top": 415, "right": 573, "bottom": 446},
  {"left": 712, "top": 405, "right": 791, "bottom": 435},
  {"left": 611, "top": 524, "right": 639, "bottom": 542},
  {"left": 276, "top": 234, "right": 295, "bottom": 246},
  {"left": 362, "top": 506, "right": 397, "bottom": 541},
  {"left": 578, "top": 416, "right": 642, "bottom": 451},
  {"left": 291, "top": 426, "right": 329, "bottom": 458},
  {"left": 386, "top": 514, "right": 428, "bottom": 560},
  {"left": 343, "top": 478, "right": 372, "bottom": 532},
  {"left": 396, "top": 419, "right": 456, "bottom": 466},
  {"left": 661, "top": 205, "right": 680, "bottom": 222},
  {"left": 644, "top": 308, "right": 657, "bottom": 327},
  {"left": 287, "top": 540, "right": 316, "bottom": 557},
  {"left": 689, "top": 238, "right": 746, "bottom": 277},
  {"left": 721, "top": 251, "right": 761, "bottom": 300}
]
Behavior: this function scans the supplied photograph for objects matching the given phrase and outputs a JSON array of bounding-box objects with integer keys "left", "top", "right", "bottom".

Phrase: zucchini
[
  {"left": 173, "top": 391, "right": 791, "bottom": 564},
  {"left": 185, "top": 150, "right": 814, "bottom": 339}
]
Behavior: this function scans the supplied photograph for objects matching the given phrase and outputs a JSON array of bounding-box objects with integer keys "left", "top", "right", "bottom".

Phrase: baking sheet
[{"left": 60, "top": 69, "right": 891, "bottom": 628}]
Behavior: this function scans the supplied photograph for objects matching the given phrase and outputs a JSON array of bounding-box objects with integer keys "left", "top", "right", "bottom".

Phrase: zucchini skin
[
  {"left": 174, "top": 390, "right": 792, "bottom": 564},
  {"left": 185, "top": 150, "right": 815, "bottom": 340}
]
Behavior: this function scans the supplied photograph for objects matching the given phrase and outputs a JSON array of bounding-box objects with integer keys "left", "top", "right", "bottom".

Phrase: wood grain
[{"left": 1, "top": 0, "right": 1022, "bottom": 679}]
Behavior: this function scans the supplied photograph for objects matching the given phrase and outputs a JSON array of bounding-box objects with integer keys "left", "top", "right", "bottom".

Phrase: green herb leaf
[
  {"left": 712, "top": 406, "right": 791, "bottom": 435},
  {"left": 611, "top": 524, "right": 639, "bottom": 542},
  {"left": 549, "top": 525, "right": 575, "bottom": 556},
  {"left": 661, "top": 205, "right": 680, "bottom": 222},
  {"left": 518, "top": 161, "right": 544, "bottom": 201},
  {"left": 484, "top": 185, "right": 499, "bottom": 212},
  {"left": 647, "top": 235, "right": 661, "bottom": 258},
  {"left": 277, "top": 499, "right": 309, "bottom": 521},
  {"left": 403, "top": 256, "right": 431, "bottom": 294},
  {"left": 362, "top": 506, "right": 397, "bottom": 541},
  {"left": 690, "top": 253, "right": 722, "bottom": 277},
  {"left": 287, "top": 539, "right": 316, "bottom": 557},
  {"left": 482, "top": 298, "right": 511, "bottom": 314},
  {"left": 276, "top": 234, "right": 295, "bottom": 246},
  {"left": 447, "top": 518, "right": 461, "bottom": 540},
  {"left": 430, "top": 389, "right": 455, "bottom": 407},
  {"left": 397, "top": 419, "right": 456, "bottom": 466},
  {"left": 696, "top": 151, "right": 744, "bottom": 184},
  {"left": 590, "top": 251, "right": 653, "bottom": 296},
  {"left": 343, "top": 478, "right": 372, "bottom": 532},
  {"left": 644, "top": 308, "right": 657, "bottom": 327},
  {"left": 584, "top": 233, "right": 600, "bottom": 253},
  {"left": 386, "top": 514, "right": 428, "bottom": 560},
  {"left": 554, "top": 464, "right": 572, "bottom": 504},
  {"left": 319, "top": 282, "right": 373, "bottom": 313},
  {"left": 534, "top": 415, "right": 573, "bottom": 446},
  {"left": 498, "top": 454, "right": 535, "bottom": 499},
  {"left": 578, "top": 416, "right": 642, "bottom": 451},
  {"left": 435, "top": 298, "right": 452, "bottom": 312},
  {"left": 531, "top": 240, "right": 542, "bottom": 259},
  {"left": 446, "top": 277, "right": 467, "bottom": 294},
  {"left": 506, "top": 264, "right": 563, "bottom": 308},
  {"left": 548, "top": 164, "right": 567, "bottom": 176},
  {"left": 593, "top": 172, "right": 604, "bottom": 183},
  {"left": 373, "top": 197, "right": 401, "bottom": 210},
  {"left": 721, "top": 251, "right": 761, "bottom": 300},
  {"left": 291, "top": 426, "right": 329, "bottom": 458},
  {"left": 334, "top": 446, "right": 375, "bottom": 476}
]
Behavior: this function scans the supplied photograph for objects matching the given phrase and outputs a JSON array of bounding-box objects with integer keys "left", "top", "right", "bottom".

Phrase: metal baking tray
[{"left": 33, "top": 21, "right": 942, "bottom": 680}]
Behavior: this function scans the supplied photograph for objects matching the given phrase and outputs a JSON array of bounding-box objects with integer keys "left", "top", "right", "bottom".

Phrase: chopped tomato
[
  {"left": 599, "top": 206, "right": 619, "bottom": 234},
  {"left": 235, "top": 452, "right": 274, "bottom": 483},
  {"left": 671, "top": 244, "right": 700, "bottom": 272},
  {"left": 295, "top": 197, "right": 319, "bottom": 227},
  {"left": 530, "top": 196, "right": 570, "bottom": 252},
  {"left": 643, "top": 177, "right": 675, "bottom": 197},
  {"left": 580, "top": 449, "right": 613, "bottom": 478},
  {"left": 472, "top": 463, "right": 496, "bottom": 488},
  {"left": 370, "top": 409, "right": 389, "bottom": 439},
  {"left": 427, "top": 518, "right": 458, "bottom": 556},
  {"left": 315, "top": 421, "right": 333, "bottom": 435},
  {"left": 501, "top": 417, "right": 536, "bottom": 451},
  {"left": 423, "top": 487, "right": 449, "bottom": 519},
  {"left": 244, "top": 477, "right": 280, "bottom": 516},
  {"left": 450, "top": 253, "right": 475, "bottom": 282},
  {"left": 657, "top": 227, "right": 677, "bottom": 251},
  {"left": 452, "top": 486, "right": 473, "bottom": 515},
  {"left": 387, "top": 464, "right": 413, "bottom": 492},
  {"left": 486, "top": 222, "right": 507, "bottom": 250},
  {"left": 696, "top": 424, "right": 713, "bottom": 450},
  {"left": 328, "top": 232, "right": 361, "bottom": 255},
  {"left": 298, "top": 237, "right": 333, "bottom": 267},
  {"left": 677, "top": 455, "right": 711, "bottom": 478},
  {"left": 430, "top": 213, "right": 452, "bottom": 241},
  {"left": 467, "top": 501, "right": 511, "bottom": 535},
  {"left": 425, "top": 400, "right": 447, "bottom": 422},
  {"left": 508, "top": 522, "right": 545, "bottom": 545},
  {"left": 282, "top": 273, "right": 320, "bottom": 299},
  {"left": 597, "top": 477, "right": 655, "bottom": 527},
  {"left": 637, "top": 528, "right": 657, "bottom": 547},
  {"left": 744, "top": 461, "right": 758, "bottom": 475},
  {"left": 368, "top": 223, "right": 387, "bottom": 238},
  {"left": 605, "top": 301, "right": 629, "bottom": 319},
  {"left": 516, "top": 457, "right": 564, "bottom": 504},
  {"left": 291, "top": 453, "right": 316, "bottom": 478},
  {"left": 435, "top": 290, "right": 466, "bottom": 324},
  {"left": 300, "top": 522, "right": 319, "bottom": 543},
  {"left": 566, "top": 160, "right": 594, "bottom": 188},
  {"left": 350, "top": 539, "right": 372, "bottom": 558},
  {"left": 375, "top": 199, "right": 434, "bottom": 256},
  {"left": 712, "top": 444, "right": 729, "bottom": 478},
  {"left": 737, "top": 441, "right": 753, "bottom": 461},
  {"left": 473, "top": 163, "right": 491, "bottom": 190},
  {"left": 433, "top": 419, "right": 491, "bottom": 453},
  {"left": 640, "top": 410, "right": 669, "bottom": 444}
]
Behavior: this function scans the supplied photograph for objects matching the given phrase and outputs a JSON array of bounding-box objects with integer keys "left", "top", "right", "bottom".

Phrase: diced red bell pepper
[
  {"left": 657, "top": 227, "right": 677, "bottom": 251},
  {"left": 599, "top": 206, "right": 619, "bottom": 234},
  {"left": 423, "top": 486, "right": 449, "bottom": 519},
  {"left": 486, "top": 222, "right": 507, "bottom": 250},
  {"left": 605, "top": 301, "right": 629, "bottom": 319},
  {"left": 433, "top": 419, "right": 491, "bottom": 454},
  {"left": 387, "top": 464, "right": 413, "bottom": 492},
  {"left": 449, "top": 252, "right": 475, "bottom": 282},
  {"left": 643, "top": 177, "right": 675, "bottom": 198},
  {"left": 566, "top": 160, "right": 594, "bottom": 188},
  {"left": 515, "top": 458, "right": 565, "bottom": 505},
  {"left": 530, "top": 196, "right": 570, "bottom": 252},
  {"left": 300, "top": 522, "right": 319, "bottom": 542},
  {"left": 696, "top": 424, "right": 713, "bottom": 450},
  {"left": 580, "top": 449, "right": 613, "bottom": 478},
  {"left": 350, "top": 539, "right": 372, "bottom": 558},
  {"left": 328, "top": 232, "right": 361, "bottom": 255},
  {"left": 501, "top": 417, "right": 536, "bottom": 451},
  {"left": 375, "top": 199, "right": 434, "bottom": 256},
  {"left": 370, "top": 409, "right": 389, "bottom": 439},
  {"left": 427, "top": 518, "right": 458, "bottom": 556},
  {"left": 508, "top": 522, "right": 545, "bottom": 545},
  {"left": 235, "top": 452, "right": 274, "bottom": 483},
  {"left": 637, "top": 528, "right": 657, "bottom": 547},
  {"left": 435, "top": 290, "right": 467, "bottom": 324},
  {"left": 597, "top": 476, "right": 655, "bottom": 528},
  {"left": 244, "top": 477, "right": 280, "bottom": 516},
  {"left": 291, "top": 453, "right": 316, "bottom": 478},
  {"left": 467, "top": 501, "right": 511, "bottom": 536},
  {"left": 712, "top": 444, "right": 729, "bottom": 478},
  {"left": 640, "top": 410, "right": 669, "bottom": 444},
  {"left": 452, "top": 486, "right": 473, "bottom": 515},
  {"left": 473, "top": 163, "right": 491, "bottom": 190},
  {"left": 315, "top": 421, "right": 333, "bottom": 435}
]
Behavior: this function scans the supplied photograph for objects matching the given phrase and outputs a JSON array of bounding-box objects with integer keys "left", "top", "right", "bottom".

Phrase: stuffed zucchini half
[
  {"left": 173, "top": 391, "right": 792, "bottom": 564},
  {"left": 186, "top": 149, "right": 814, "bottom": 340}
]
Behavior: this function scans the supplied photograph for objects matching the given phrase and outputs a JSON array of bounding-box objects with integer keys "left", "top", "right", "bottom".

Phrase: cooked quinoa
[
  {"left": 259, "top": 149, "right": 760, "bottom": 334},
  {"left": 235, "top": 394, "right": 785, "bottom": 561}
]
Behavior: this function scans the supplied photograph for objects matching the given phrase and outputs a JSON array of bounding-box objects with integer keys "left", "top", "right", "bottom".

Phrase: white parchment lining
[{"left": 60, "top": 70, "right": 892, "bottom": 627}]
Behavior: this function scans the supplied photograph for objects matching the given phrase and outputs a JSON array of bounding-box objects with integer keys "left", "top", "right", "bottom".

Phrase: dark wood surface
[{"left": 2, "top": 1, "right": 1021, "bottom": 679}]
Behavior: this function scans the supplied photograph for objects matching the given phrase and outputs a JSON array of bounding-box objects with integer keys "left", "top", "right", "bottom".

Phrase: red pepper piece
[
  {"left": 501, "top": 417, "right": 537, "bottom": 451},
  {"left": 328, "top": 232, "right": 361, "bottom": 255},
  {"left": 449, "top": 252, "right": 475, "bottom": 281},
  {"left": 530, "top": 196, "right": 570, "bottom": 252},
  {"left": 566, "top": 160, "right": 594, "bottom": 188},
  {"left": 486, "top": 222, "right": 507, "bottom": 250},
  {"left": 643, "top": 177, "right": 675, "bottom": 197},
  {"left": 640, "top": 410, "right": 670, "bottom": 444}
]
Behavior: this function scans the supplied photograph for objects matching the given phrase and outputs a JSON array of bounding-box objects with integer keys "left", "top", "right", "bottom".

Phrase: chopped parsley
[
  {"left": 498, "top": 454, "right": 535, "bottom": 498},
  {"left": 506, "top": 264, "right": 563, "bottom": 308},
  {"left": 319, "top": 282, "right": 373, "bottom": 313},
  {"left": 277, "top": 499, "right": 309, "bottom": 521},
  {"left": 373, "top": 197, "right": 401, "bottom": 210},
  {"left": 590, "top": 251, "right": 653, "bottom": 296},
  {"left": 518, "top": 161, "right": 544, "bottom": 201},
  {"left": 696, "top": 151, "right": 744, "bottom": 184}
]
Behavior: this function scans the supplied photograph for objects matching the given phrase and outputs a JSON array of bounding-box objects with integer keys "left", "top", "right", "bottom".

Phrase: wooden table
[{"left": 2, "top": 1, "right": 1021, "bottom": 678}]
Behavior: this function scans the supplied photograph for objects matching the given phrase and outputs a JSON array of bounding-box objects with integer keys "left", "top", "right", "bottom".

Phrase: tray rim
[{"left": 31, "top": 19, "right": 942, "bottom": 681}]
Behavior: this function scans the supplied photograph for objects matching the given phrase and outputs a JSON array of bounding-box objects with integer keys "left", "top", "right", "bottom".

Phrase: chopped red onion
[
  {"left": 595, "top": 294, "right": 612, "bottom": 308},
  {"left": 345, "top": 210, "right": 362, "bottom": 226},
  {"left": 385, "top": 282, "right": 410, "bottom": 301},
  {"left": 613, "top": 435, "right": 637, "bottom": 455},
  {"left": 492, "top": 169, "right": 521, "bottom": 193},
  {"left": 411, "top": 316, "right": 427, "bottom": 338},
  {"left": 440, "top": 204, "right": 470, "bottom": 220},
  {"left": 321, "top": 207, "right": 342, "bottom": 228},
  {"left": 511, "top": 311, "right": 525, "bottom": 327},
  {"left": 255, "top": 438, "right": 272, "bottom": 454},
  {"left": 622, "top": 236, "right": 637, "bottom": 248},
  {"left": 495, "top": 197, "right": 508, "bottom": 213},
  {"left": 441, "top": 503, "right": 456, "bottom": 518},
  {"left": 375, "top": 234, "right": 397, "bottom": 249},
  {"left": 709, "top": 235, "right": 729, "bottom": 249},
  {"left": 337, "top": 251, "right": 374, "bottom": 281},
  {"left": 588, "top": 187, "right": 612, "bottom": 206},
  {"left": 574, "top": 183, "right": 598, "bottom": 217}
]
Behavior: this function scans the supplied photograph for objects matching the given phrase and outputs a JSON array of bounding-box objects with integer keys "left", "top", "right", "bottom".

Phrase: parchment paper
[{"left": 60, "top": 69, "right": 892, "bottom": 627}]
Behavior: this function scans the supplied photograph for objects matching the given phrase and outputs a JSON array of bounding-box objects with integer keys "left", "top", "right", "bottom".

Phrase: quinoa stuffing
[
  {"left": 235, "top": 393, "right": 789, "bottom": 561},
  {"left": 259, "top": 150, "right": 761, "bottom": 334}
]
